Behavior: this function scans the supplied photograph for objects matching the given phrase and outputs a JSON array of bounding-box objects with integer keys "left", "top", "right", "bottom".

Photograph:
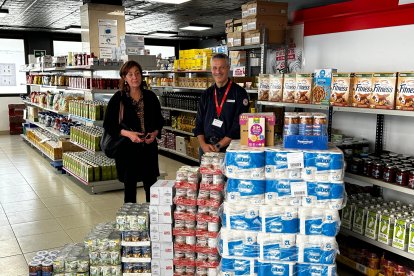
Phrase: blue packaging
[
  {"left": 297, "top": 264, "right": 337, "bottom": 276},
  {"left": 226, "top": 147, "right": 266, "bottom": 179},
  {"left": 222, "top": 203, "right": 262, "bottom": 231},
  {"left": 297, "top": 235, "right": 338, "bottom": 264},
  {"left": 220, "top": 229, "right": 259, "bottom": 258},
  {"left": 260, "top": 206, "right": 299, "bottom": 234},
  {"left": 227, "top": 179, "right": 266, "bottom": 204},
  {"left": 303, "top": 151, "right": 344, "bottom": 182},
  {"left": 283, "top": 135, "right": 328, "bottom": 150},
  {"left": 258, "top": 261, "right": 296, "bottom": 276},
  {"left": 258, "top": 233, "right": 297, "bottom": 262},
  {"left": 299, "top": 208, "right": 340, "bottom": 237},
  {"left": 221, "top": 257, "right": 259, "bottom": 276},
  {"left": 304, "top": 182, "right": 345, "bottom": 209}
]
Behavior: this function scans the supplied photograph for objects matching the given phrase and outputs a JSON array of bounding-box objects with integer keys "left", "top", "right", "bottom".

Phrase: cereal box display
[
  {"left": 268, "top": 74, "right": 283, "bottom": 102},
  {"left": 370, "top": 72, "right": 397, "bottom": 109},
  {"left": 330, "top": 73, "right": 354, "bottom": 107},
  {"left": 283, "top": 73, "right": 296, "bottom": 103},
  {"left": 295, "top": 73, "right": 313, "bottom": 104},
  {"left": 248, "top": 117, "right": 265, "bottom": 147},
  {"left": 396, "top": 72, "right": 414, "bottom": 110},
  {"left": 258, "top": 74, "right": 269, "bottom": 101},
  {"left": 312, "top": 68, "right": 337, "bottom": 105},
  {"left": 352, "top": 73, "right": 373, "bottom": 108}
]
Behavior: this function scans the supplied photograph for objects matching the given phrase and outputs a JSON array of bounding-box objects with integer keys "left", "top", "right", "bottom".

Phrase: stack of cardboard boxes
[
  {"left": 150, "top": 180, "right": 176, "bottom": 276},
  {"left": 175, "top": 136, "right": 200, "bottom": 161},
  {"left": 227, "top": 0, "right": 288, "bottom": 47}
]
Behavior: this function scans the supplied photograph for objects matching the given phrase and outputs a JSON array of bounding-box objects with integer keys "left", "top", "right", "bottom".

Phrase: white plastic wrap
[
  {"left": 298, "top": 208, "right": 341, "bottom": 237},
  {"left": 257, "top": 233, "right": 297, "bottom": 262},
  {"left": 219, "top": 256, "right": 259, "bottom": 276},
  {"left": 219, "top": 229, "right": 259, "bottom": 258},
  {"left": 225, "top": 143, "right": 265, "bottom": 180},
  {"left": 221, "top": 203, "right": 261, "bottom": 232},
  {"left": 226, "top": 179, "right": 266, "bottom": 205},
  {"left": 258, "top": 261, "right": 296, "bottom": 276},
  {"left": 259, "top": 205, "right": 299, "bottom": 234},
  {"left": 297, "top": 263, "right": 337, "bottom": 276},
  {"left": 296, "top": 235, "right": 338, "bottom": 265}
]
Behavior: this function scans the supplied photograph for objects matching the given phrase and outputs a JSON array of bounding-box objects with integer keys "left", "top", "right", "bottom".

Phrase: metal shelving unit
[
  {"left": 22, "top": 100, "right": 68, "bottom": 115},
  {"left": 257, "top": 101, "right": 330, "bottom": 110},
  {"left": 63, "top": 166, "right": 123, "bottom": 194},
  {"left": 340, "top": 228, "right": 414, "bottom": 259},
  {"left": 65, "top": 87, "right": 118, "bottom": 94},
  {"left": 23, "top": 83, "right": 68, "bottom": 90},
  {"left": 163, "top": 126, "right": 194, "bottom": 136},
  {"left": 345, "top": 173, "right": 414, "bottom": 196},
  {"left": 333, "top": 106, "right": 414, "bottom": 117},
  {"left": 68, "top": 114, "right": 103, "bottom": 127},
  {"left": 25, "top": 119, "right": 70, "bottom": 139},
  {"left": 151, "top": 85, "right": 206, "bottom": 91},
  {"left": 161, "top": 106, "right": 197, "bottom": 114},
  {"left": 20, "top": 134, "right": 63, "bottom": 164},
  {"left": 158, "top": 146, "right": 198, "bottom": 162}
]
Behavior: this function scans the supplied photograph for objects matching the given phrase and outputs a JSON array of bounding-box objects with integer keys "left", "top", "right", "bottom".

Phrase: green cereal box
[
  {"left": 352, "top": 206, "right": 368, "bottom": 235},
  {"left": 378, "top": 213, "right": 395, "bottom": 245},
  {"left": 341, "top": 203, "right": 354, "bottom": 230},
  {"left": 392, "top": 218, "right": 410, "bottom": 250},
  {"left": 408, "top": 222, "right": 414, "bottom": 254},
  {"left": 365, "top": 210, "right": 380, "bottom": 240}
]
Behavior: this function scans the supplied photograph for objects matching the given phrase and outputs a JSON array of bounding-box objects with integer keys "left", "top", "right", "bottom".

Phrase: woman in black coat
[{"left": 103, "top": 60, "right": 163, "bottom": 203}]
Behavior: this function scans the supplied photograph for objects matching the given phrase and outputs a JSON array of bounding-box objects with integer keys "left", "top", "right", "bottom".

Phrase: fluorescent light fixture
[
  {"left": 149, "top": 31, "right": 178, "bottom": 37},
  {"left": 65, "top": 25, "right": 89, "bottom": 33},
  {"left": 148, "top": 0, "right": 191, "bottom": 4},
  {"left": 179, "top": 23, "right": 213, "bottom": 31},
  {"left": 0, "top": 9, "right": 9, "bottom": 17}
]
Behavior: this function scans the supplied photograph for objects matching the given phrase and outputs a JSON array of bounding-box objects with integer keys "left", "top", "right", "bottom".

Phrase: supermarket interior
[{"left": 1, "top": 0, "right": 414, "bottom": 276}]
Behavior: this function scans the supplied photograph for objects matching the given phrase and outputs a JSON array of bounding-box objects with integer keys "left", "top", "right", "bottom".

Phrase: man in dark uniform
[{"left": 194, "top": 53, "right": 249, "bottom": 155}]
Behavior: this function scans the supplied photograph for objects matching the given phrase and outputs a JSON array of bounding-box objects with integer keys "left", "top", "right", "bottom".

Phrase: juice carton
[
  {"left": 341, "top": 203, "right": 355, "bottom": 230},
  {"left": 408, "top": 221, "right": 414, "bottom": 254},
  {"left": 365, "top": 209, "right": 381, "bottom": 240},
  {"left": 352, "top": 205, "right": 368, "bottom": 235},
  {"left": 392, "top": 217, "right": 410, "bottom": 250},
  {"left": 378, "top": 212, "right": 395, "bottom": 245},
  {"left": 248, "top": 117, "right": 265, "bottom": 147}
]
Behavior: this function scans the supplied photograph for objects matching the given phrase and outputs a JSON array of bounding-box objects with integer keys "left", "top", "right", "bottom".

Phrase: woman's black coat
[{"left": 103, "top": 90, "right": 164, "bottom": 183}]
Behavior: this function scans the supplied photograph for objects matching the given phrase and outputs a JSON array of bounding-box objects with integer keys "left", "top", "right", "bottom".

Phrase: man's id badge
[{"left": 212, "top": 119, "right": 223, "bottom": 128}]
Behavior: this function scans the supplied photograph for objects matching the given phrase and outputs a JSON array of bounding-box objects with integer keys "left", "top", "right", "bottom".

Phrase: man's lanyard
[{"left": 214, "top": 80, "right": 232, "bottom": 118}]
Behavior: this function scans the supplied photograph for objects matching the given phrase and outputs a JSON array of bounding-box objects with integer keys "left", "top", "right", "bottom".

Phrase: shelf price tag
[
  {"left": 287, "top": 152, "right": 304, "bottom": 169},
  {"left": 39, "top": 138, "right": 51, "bottom": 144},
  {"left": 356, "top": 263, "right": 367, "bottom": 274},
  {"left": 290, "top": 182, "right": 307, "bottom": 197}
]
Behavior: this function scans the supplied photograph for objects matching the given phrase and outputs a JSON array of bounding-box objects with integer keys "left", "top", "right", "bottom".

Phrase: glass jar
[
  {"left": 351, "top": 158, "right": 363, "bottom": 174},
  {"left": 372, "top": 161, "right": 384, "bottom": 179},
  {"left": 383, "top": 165, "right": 396, "bottom": 183},
  {"left": 409, "top": 171, "right": 414, "bottom": 189},
  {"left": 364, "top": 160, "right": 373, "bottom": 176},
  {"left": 396, "top": 167, "right": 411, "bottom": 186}
]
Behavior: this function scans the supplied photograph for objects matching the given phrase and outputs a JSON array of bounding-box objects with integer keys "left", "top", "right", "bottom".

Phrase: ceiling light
[
  {"left": 65, "top": 25, "right": 89, "bottom": 33},
  {"left": 147, "top": 0, "right": 191, "bottom": 4},
  {"left": 0, "top": 9, "right": 9, "bottom": 17},
  {"left": 149, "top": 31, "right": 178, "bottom": 37},
  {"left": 179, "top": 23, "right": 213, "bottom": 31}
]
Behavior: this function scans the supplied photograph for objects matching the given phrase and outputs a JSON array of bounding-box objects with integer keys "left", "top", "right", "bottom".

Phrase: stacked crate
[{"left": 9, "top": 104, "right": 25, "bottom": 134}]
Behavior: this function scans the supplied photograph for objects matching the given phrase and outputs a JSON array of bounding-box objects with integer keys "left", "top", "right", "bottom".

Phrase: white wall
[
  {"left": 303, "top": 24, "right": 414, "bottom": 155},
  {"left": 0, "top": 97, "right": 23, "bottom": 132}
]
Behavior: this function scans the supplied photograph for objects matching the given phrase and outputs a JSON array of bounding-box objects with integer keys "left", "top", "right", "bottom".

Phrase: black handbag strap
[{"left": 119, "top": 101, "right": 124, "bottom": 124}]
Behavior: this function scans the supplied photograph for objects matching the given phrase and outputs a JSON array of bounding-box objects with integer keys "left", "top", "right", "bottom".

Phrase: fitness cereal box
[
  {"left": 268, "top": 74, "right": 283, "bottom": 102},
  {"left": 396, "top": 72, "right": 414, "bottom": 111},
  {"left": 294, "top": 73, "right": 313, "bottom": 104},
  {"left": 330, "top": 73, "right": 354, "bottom": 107},
  {"left": 282, "top": 73, "right": 296, "bottom": 103},
  {"left": 370, "top": 72, "right": 397, "bottom": 109},
  {"left": 352, "top": 73, "right": 373, "bottom": 108}
]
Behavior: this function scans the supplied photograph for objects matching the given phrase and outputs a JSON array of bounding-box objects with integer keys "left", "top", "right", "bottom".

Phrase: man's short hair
[{"left": 210, "top": 53, "right": 230, "bottom": 67}]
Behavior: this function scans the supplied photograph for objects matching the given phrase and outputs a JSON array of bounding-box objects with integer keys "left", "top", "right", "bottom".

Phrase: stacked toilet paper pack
[{"left": 219, "top": 141, "right": 345, "bottom": 276}]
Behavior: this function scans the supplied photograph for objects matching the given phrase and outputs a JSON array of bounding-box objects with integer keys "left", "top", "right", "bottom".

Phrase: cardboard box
[
  {"left": 150, "top": 223, "right": 173, "bottom": 242},
  {"left": 396, "top": 72, "right": 414, "bottom": 110},
  {"left": 151, "top": 259, "right": 161, "bottom": 276},
  {"left": 149, "top": 205, "right": 173, "bottom": 224},
  {"left": 152, "top": 242, "right": 174, "bottom": 260},
  {"left": 240, "top": 112, "right": 275, "bottom": 146},
  {"left": 312, "top": 68, "right": 337, "bottom": 105},
  {"left": 120, "top": 34, "right": 145, "bottom": 44},
  {"left": 242, "top": 2, "right": 250, "bottom": 18},
  {"left": 352, "top": 73, "right": 373, "bottom": 108},
  {"left": 27, "top": 106, "right": 38, "bottom": 122},
  {"left": 330, "top": 73, "right": 354, "bottom": 107},
  {"left": 175, "top": 136, "right": 187, "bottom": 154},
  {"left": 161, "top": 259, "right": 174, "bottom": 276},
  {"left": 295, "top": 73, "right": 313, "bottom": 104},
  {"left": 258, "top": 74, "right": 270, "bottom": 101},
  {"left": 150, "top": 180, "right": 175, "bottom": 205},
  {"left": 225, "top": 18, "right": 243, "bottom": 33},
  {"left": 370, "top": 72, "right": 397, "bottom": 109},
  {"left": 227, "top": 32, "right": 243, "bottom": 47},
  {"left": 247, "top": 1, "right": 288, "bottom": 18},
  {"left": 243, "top": 15, "right": 287, "bottom": 32},
  {"left": 247, "top": 29, "right": 285, "bottom": 45},
  {"left": 283, "top": 73, "right": 296, "bottom": 103},
  {"left": 248, "top": 117, "right": 265, "bottom": 147},
  {"left": 269, "top": 74, "right": 284, "bottom": 102},
  {"left": 152, "top": 242, "right": 161, "bottom": 259}
]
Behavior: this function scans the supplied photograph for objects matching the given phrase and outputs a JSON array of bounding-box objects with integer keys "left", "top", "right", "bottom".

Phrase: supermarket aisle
[{"left": 0, "top": 134, "right": 181, "bottom": 276}]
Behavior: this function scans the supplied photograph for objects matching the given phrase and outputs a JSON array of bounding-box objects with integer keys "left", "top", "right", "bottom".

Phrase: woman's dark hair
[{"left": 119, "top": 60, "right": 144, "bottom": 91}]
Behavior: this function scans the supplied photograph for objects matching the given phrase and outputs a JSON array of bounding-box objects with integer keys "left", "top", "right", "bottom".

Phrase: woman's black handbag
[{"left": 100, "top": 101, "right": 126, "bottom": 158}]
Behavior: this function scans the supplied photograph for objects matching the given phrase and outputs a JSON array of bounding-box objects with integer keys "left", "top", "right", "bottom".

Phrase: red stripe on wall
[{"left": 292, "top": 0, "right": 414, "bottom": 36}]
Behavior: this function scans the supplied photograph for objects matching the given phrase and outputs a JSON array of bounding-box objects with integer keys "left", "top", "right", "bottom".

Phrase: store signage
[
  {"left": 34, "top": 50, "right": 46, "bottom": 57},
  {"left": 233, "top": 66, "right": 245, "bottom": 77}
]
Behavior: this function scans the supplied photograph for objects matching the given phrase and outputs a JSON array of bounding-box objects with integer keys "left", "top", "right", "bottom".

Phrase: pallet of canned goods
[{"left": 28, "top": 249, "right": 61, "bottom": 276}]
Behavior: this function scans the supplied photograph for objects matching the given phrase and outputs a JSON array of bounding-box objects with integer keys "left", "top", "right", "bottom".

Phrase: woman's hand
[
  {"left": 144, "top": 130, "right": 159, "bottom": 144},
  {"left": 121, "top": 129, "right": 145, "bottom": 143}
]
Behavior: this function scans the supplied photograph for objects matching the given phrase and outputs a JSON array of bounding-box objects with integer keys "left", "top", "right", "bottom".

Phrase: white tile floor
[
  {"left": 0, "top": 134, "right": 356, "bottom": 276},
  {"left": 0, "top": 134, "right": 184, "bottom": 276}
]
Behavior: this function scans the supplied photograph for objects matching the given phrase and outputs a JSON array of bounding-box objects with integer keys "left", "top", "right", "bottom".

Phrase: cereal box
[
  {"left": 396, "top": 72, "right": 414, "bottom": 110},
  {"left": 370, "top": 72, "right": 397, "bottom": 109},
  {"left": 283, "top": 73, "right": 296, "bottom": 103},
  {"left": 258, "top": 74, "right": 269, "bottom": 101},
  {"left": 330, "top": 73, "right": 354, "bottom": 107},
  {"left": 268, "top": 74, "right": 283, "bottom": 102},
  {"left": 248, "top": 117, "right": 265, "bottom": 147},
  {"left": 312, "top": 68, "right": 337, "bottom": 105},
  {"left": 295, "top": 73, "right": 313, "bottom": 104},
  {"left": 352, "top": 73, "right": 373, "bottom": 108}
]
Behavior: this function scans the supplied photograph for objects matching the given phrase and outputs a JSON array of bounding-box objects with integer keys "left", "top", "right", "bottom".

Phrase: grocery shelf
[
  {"left": 65, "top": 87, "right": 118, "bottom": 94},
  {"left": 345, "top": 173, "right": 414, "bottom": 196},
  {"left": 144, "top": 69, "right": 173, "bottom": 74},
  {"left": 20, "top": 134, "right": 63, "bottom": 163},
  {"left": 43, "top": 67, "right": 66, "bottom": 72},
  {"left": 68, "top": 114, "right": 104, "bottom": 126},
  {"left": 336, "top": 254, "right": 379, "bottom": 275},
  {"left": 121, "top": 257, "right": 151, "bottom": 263},
  {"left": 161, "top": 106, "right": 197, "bottom": 114},
  {"left": 122, "top": 273, "right": 151, "bottom": 276},
  {"left": 22, "top": 100, "right": 68, "bottom": 115},
  {"left": 24, "top": 83, "right": 68, "bottom": 90},
  {"left": 163, "top": 126, "right": 194, "bottom": 136},
  {"left": 65, "top": 65, "right": 121, "bottom": 71},
  {"left": 145, "top": 69, "right": 210, "bottom": 73},
  {"left": 340, "top": 228, "right": 414, "bottom": 259},
  {"left": 333, "top": 106, "right": 414, "bottom": 117},
  {"left": 158, "top": 146, "right": 198, "bottom": 162},
  {"left": 121, "top": 241, "right": 151, "bottom": 247},
  {"left": 246, "top": 89, "right": 258, "bottom": 94},
  {"left": 228, "top": 44, "right": 263, "bottom": 50},
  {"left": 62, "top": 166, "right": 123, "bottom": 194},
  {"left": 69, "top": 140, "right": 101, "bottom": 153},
  {"left": 257, "top": 101, "right": 330, "bottom": 110},
  {"left": 25, "top": 119, "right": 70, "bottom": 140},
  {"left": 151, "top": 85, "right": 206, "bottom": 91}
]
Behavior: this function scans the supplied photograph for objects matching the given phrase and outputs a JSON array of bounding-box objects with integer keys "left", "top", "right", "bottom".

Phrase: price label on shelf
[
  {"left": 290, "top": 182, "right": 307, "bottom": 197},
  {"left": 39, "top": 138, "right": 51, "bottom": 144},
  {"left": 356, "top": 263, "right": 367, "bottom": 274},
  {"left": 287, "top": 152, "right": 304, "bottom": 169}
]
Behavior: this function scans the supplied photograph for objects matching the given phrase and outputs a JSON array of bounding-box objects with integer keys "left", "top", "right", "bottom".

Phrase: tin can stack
[
  {"left": 28, "top": 249, "right": 60, "bottom": 276},
  {"left": 149, "top": 180, "right": 176, "bottom": 276},
  {"left": 51, "top": 245, "right": 89, "bottom": 276},
  {"left": 219, "top": 141, "right": 346, "bottom": 276},
  {"left": 116, "top": 203, "right": 152, "bottom": 275}
]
